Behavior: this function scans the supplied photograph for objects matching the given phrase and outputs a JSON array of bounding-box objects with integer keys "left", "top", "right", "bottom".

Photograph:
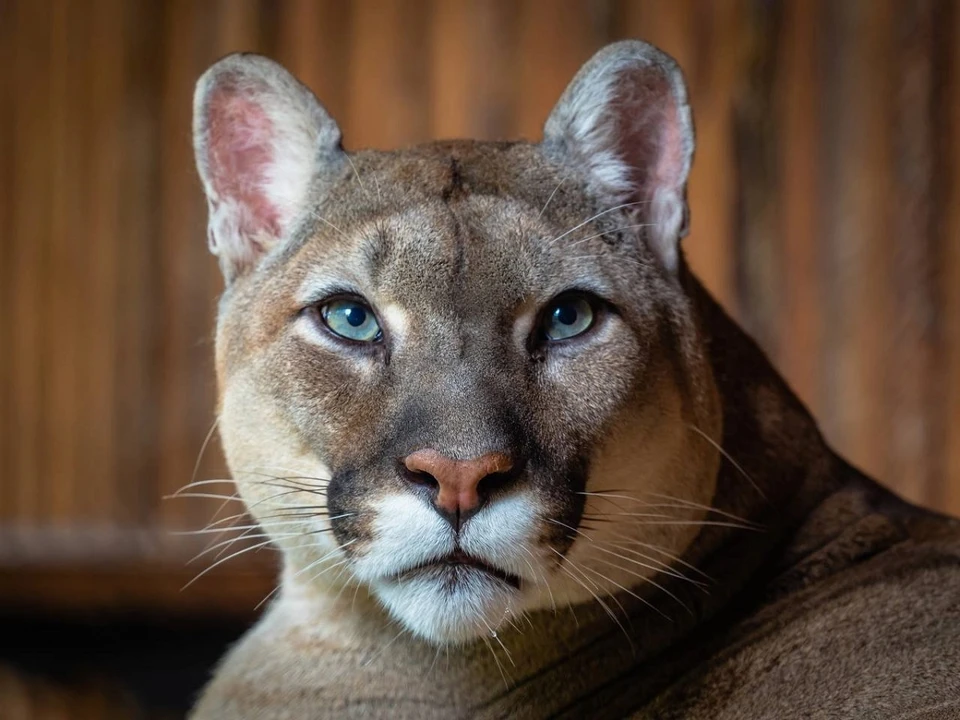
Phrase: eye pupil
[
  {"left": 345, "top": 306, "right": 367, "bottom": 327},
  {"left": 554, "top": 304, "right": 578, "bottom": 326}
]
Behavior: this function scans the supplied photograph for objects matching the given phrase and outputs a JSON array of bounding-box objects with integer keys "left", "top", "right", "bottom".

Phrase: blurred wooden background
[{"left": 1, "top": 0, "right": 959, "bottom": 619}]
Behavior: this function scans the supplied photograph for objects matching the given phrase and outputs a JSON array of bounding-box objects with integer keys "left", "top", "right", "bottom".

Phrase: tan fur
[{"left": 189, "top": 42, "right": 960, "bottom": 719}]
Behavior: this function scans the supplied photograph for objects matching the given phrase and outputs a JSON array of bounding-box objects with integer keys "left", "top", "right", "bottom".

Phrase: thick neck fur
[{"left": 197, "top": 270, "right": 847, "bottom": 719}]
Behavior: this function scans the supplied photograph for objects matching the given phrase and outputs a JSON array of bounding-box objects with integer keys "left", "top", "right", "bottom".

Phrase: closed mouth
[{"left": 396, "top": 549, "right": 521, "bottom": 589}]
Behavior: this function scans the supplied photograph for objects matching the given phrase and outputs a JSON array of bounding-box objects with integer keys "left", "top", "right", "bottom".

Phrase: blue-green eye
[
  {"left": 543, "top": 295, "right": 595, "bottom": 341},
  {"left": 320, "top": 299, "right": 381, "bottom": 342}
]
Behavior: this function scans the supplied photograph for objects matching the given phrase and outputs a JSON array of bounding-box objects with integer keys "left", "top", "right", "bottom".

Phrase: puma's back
[{"left": 188, "top": 41, "right": 960, "bottom": 719}]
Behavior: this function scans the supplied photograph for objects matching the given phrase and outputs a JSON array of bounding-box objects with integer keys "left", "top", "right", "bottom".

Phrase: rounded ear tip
[
  {"left": 195, "top": 52, "right": 289, "bottom": 94},
  {"left": 589, "top": 39, "right": 684, "bottom": 75}
]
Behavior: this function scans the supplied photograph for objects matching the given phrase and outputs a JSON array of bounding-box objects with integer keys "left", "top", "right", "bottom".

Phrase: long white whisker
[
  {"left": 546, "top": 200, "right": 650, "bottom": 247},
  {"left": 182, "top": 537, "right": 279, "bottom": 590},
  {"left": 579, "top": 563, "right": 669, "bottom": 621},
  {"left": 685, "top": 423, "right": 766, "bottom": 500},
  {"left": 537, "top": 177, "right": 566, "bottom": 219},
  {"left": 591, "top": 543, "right": 708, "bottom": 589},
  {"left": 567, "top": 223, "right": 655, "bottom": 248},
  {"left": 590, "top": 556, "right": 691, "bottom": 614},
  {"left": 551, "top": 548, "right": 632, "bottom": 651}
]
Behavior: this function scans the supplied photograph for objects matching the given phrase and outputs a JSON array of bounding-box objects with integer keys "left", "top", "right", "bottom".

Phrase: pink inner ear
[
  {"left": 206, "top": 86, "right": 282, "bottom": 243},
  {"left": 615, "top": 71, "right": 685, "bottom": 196}
]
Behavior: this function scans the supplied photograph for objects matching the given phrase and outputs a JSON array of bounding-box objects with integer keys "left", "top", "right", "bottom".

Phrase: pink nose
[{"left": 403, "top": 449, "right": 515, "bottom": 518}]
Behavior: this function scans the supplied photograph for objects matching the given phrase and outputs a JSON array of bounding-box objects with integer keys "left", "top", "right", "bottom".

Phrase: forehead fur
[{"left": 215, "top": 139, "right": 676, "bottom": 378}]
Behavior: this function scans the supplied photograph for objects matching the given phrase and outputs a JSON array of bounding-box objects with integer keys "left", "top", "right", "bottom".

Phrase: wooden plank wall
[{"left": 1, "top": 0, "right": 958, "bottom": 592}]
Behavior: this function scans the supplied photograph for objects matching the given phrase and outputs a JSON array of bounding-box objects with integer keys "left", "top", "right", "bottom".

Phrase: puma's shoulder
[{"left": 643, "top": 497, "right": 960, "bottom": 720}]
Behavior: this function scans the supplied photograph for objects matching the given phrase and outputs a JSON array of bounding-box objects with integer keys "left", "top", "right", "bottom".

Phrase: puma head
[{"left": 192, "top": 40, "right": 721, "bottom": 644}]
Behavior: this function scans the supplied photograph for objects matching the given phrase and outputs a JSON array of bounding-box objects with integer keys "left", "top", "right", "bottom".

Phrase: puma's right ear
[{"left": 193, "top": 53, "right": 344, "bottom": 282}]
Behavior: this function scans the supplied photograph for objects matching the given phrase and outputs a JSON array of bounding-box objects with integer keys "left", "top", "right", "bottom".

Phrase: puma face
[{"left": 193, "top": 42, "right": 721, "bottom": 644}]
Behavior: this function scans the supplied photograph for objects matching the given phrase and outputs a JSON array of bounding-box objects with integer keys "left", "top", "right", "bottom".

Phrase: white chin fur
[{"left": 372, "top": 569, "right": 517, "bottom": 645}]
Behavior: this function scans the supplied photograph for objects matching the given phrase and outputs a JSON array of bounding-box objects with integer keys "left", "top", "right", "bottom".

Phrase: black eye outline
[
  {"left": 302, "top": 293, "right": 384, "bottom": 346},
  {"left": 530, "top": 290, "right": 607, "bottom": 355}
]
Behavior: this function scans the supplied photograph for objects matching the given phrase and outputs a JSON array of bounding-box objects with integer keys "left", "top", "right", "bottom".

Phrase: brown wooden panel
[
  {"left": 275, "top": 0, "right": 353, "bottom": 126},
  {"left": 942, "top": 0, "right": 960, "bottom": 516},
  {"left": 819, "top": 0, "right": 896, "bottom": 482},
  {"left": 776, "top": 0, "right": 825, "bottom": 409},
  {"left": 0, "top": 0, "right": 17, "bottom": 521},
  {"left": 347, "top": 0, "right": 432, "bottom": 149},
  {"left": 10, "top": 0, "right": 53, "bottom": 524},
  {"left": 429, "top": 0, "right": 518, "bottom": 140},
  {"left": 44, "top": 0, "right": 83, "bottom": 525},
  {"left": 0, "top": 0, "right": 958, "bottom": 608},
  {"left": 512, "top": 0, "right": 605, "bottom": 141},
  {"left": 81, "top": 0, "right": 127, "bottom": 524},
  {"left": 156, "top": 0, "right": 219, "bottom": 534}
]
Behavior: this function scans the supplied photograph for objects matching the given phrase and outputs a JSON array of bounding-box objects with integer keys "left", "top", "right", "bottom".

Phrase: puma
[{"left": 189, "top": 40, "right": 960, "bottom": 719}]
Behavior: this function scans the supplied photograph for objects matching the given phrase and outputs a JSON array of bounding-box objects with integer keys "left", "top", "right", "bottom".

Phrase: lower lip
[{"left": 398, "top": 558, "right": 521, "bottom": 590}]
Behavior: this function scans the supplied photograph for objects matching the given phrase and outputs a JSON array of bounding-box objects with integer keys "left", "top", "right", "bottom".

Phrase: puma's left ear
[{"left": 543, "top": 40, "right": 694, "bottom": 274}]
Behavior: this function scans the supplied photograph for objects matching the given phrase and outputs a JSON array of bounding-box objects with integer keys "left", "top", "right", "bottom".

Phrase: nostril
[
  {"left": 476, "top": 470, "right": 514, "bottom": 501},
  {"left": 399, "top": 461, "right": 439, "bottom": 491},
  {"left": 476, "top": 455, "right": 525, "bottom": 502}
]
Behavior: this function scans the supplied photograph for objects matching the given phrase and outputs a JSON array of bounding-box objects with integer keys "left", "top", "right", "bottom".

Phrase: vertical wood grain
[
  {"left": 941, "top": 0, "right": 960, "bottom": 515},
  {"left": 114, "top": 0, "right": 165, "bottom": 526},
  {"left": 80, "top": 0, "right": 126, "bottom": 523},
  {"left": 820, "top": 0, "right": 895, "bottom": 477},
  {"left": 513, "top": 0, "right": 606, "bottom": 140},
  {"left": 10, "top": 0, "right": 53, "bottom": 523},
  {"left": 347, "top": 0, "right": 432, "bottom": 149},
  {"left": 0, "top": 0, "right": 958, "bottom": 582},
  {"left": 619, "top": 0, "right": 745, "bottom": 311},
  {"left": 888, "top": 0, "right": 940, "bottom": 505},
  {"left": 429, "top": 0, "right": 518, "bottom": 140},
  {"left": 43, "top": 0, "right": 84, "bottom": 523},
  {"left": 275, "top": 0, "right": 352, "bottom": 125},
  {"left": 0, "top": 0, "right": 16, "bottom": 521},
  {"left": 777, "top": 0, "right": 824, "bottom": 409},
  {"left": 157, "top": 0, "right": 209, "bottom": 531}
]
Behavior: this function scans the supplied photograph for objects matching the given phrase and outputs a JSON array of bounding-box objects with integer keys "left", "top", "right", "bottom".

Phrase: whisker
[
  {"left": 233, "top": 468, "right": 331, "bottom": 487},
  {"left": 590, "top": 516, "right": 761, "bottom": 531},
  {"left": 550, "top": 548, "right": 633, "bottom": 651},
  {"left": 190, "top": 416, "right": 221, "bottom": 491},
  {"left": 171, "top": 478, "right": 237, "bottom": 493},
  {"left": 590, "top": 555, "right": 691, "bottom": 615},
  {"left": 480, "top": 616, "right": 514, "bottom": 667},
  {"left": 602, "top": 535, "right": 714, "bottom": 581},
  {"left": 172, "top": 519, "right": 318, "bottom": 536},
  {"left": 307, "top": 557, "right": 353, "bottom": 585},
  {"left": 295, "top": 539, "right": 357, "bottom": 582},
  {"left": 345, "top": 154, "right": 369, "bottom": 198},
  {"left": 182, "top": 537, "right": 280, "bottom": 590},
  {"left": 362, "top": 628, "right": 406, "bottom": 669},
  {"left": 579, "top": 563, "right": 669, "bottom": 621},
  {"left": 164, "top": 492, "right": 243, "bottom": 503},
  {"left": 579, "top": 490, "right": 759, "bottom": 527},
  {"left": 566, "top": 222, "right": 655, "bottom": 248},
  {"left": 537, "top": 176, "right": 566, "bottom": 220},
  {"left": 481, "top": 634, "right": 511, "bottom": 689},
  {"left": 685, "top": 423, "right": 766, "bottom": 500},
  {"left": 546, "top": 200, "right": 651, "bottom": 248},
  {"left": 518, "top": 545, "right": 557, "bottom": 614},
  {"left": 590, "top": 544, "right": 708, "bottom": 589},
  {"left": 306, "top": 209, "right": 348, "bottom": 240}
]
